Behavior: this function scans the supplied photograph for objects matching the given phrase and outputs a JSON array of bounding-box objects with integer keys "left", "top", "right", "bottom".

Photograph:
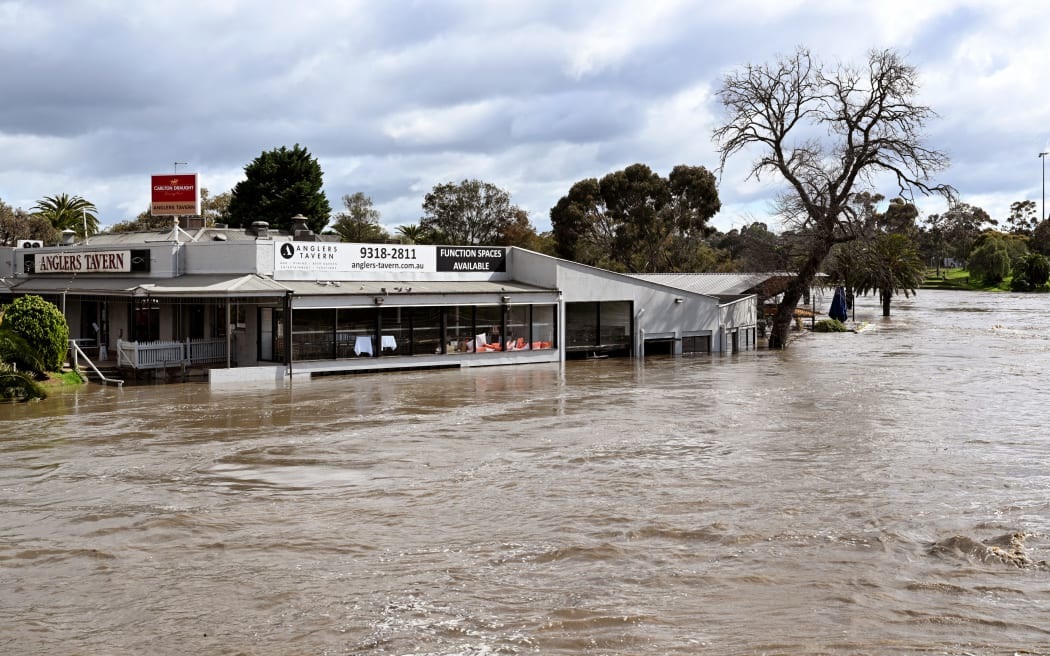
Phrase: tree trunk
[
  {"left": 881, "top": 289, "right": 892, "bottom": 317},
  {"left": 768, "top": 236, "right": 834, "bottom": 348}
]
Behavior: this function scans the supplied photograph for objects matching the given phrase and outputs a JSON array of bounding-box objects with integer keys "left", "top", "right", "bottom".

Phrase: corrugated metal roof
[
  {"left": 84, "top": 228, "right": 292, "bottom": 245},
  {"left": 10, "top": 274, "right": 289, "bottom": 297},
  {"left": 629, "top": 273, "right": 785, "bottom": 296},
  {"left": 10, "top": 274, "right": 558, "bottom": 299},
  {"left": 274, "top": 279, "right": 557, "bottom": 296}
]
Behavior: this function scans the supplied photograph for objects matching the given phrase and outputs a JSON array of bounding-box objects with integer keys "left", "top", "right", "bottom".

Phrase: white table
[{"left": 354, "top": 335, "right": 373, "bottom": 356}]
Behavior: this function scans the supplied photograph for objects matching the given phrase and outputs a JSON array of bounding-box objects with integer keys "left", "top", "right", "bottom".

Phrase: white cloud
[{"left": 2, "top": 0, "right": 1050, "bottom": 233}]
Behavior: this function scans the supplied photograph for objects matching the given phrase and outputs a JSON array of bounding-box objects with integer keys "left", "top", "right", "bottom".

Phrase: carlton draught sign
[{"left": 151, "top": 173, "right": 199, "bottom": 216}]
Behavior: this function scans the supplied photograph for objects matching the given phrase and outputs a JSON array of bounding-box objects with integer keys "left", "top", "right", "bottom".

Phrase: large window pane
[
  {"left": 475, "top": 305, "right": 503, "bottom": 352},
  {"left": 445, "top": 305, "right": 474, "bottom": 353},
  {"left": 410, "top": 307, "right": 443, "bottom": 355},
  {"left": 600, "top": 301, "right": 631, "bottom": 349},
  {"left": 532, "top": 304, "right": 556, "bottom": 349},
  {"left": 379, "top": 307, "right": 408, "bottom": 356},
  {"left": 337, "top": 307, "right": 377, "bottom": 357},
  {"left": 293, "top": 308, "right": 335, "bottom": 360},
  {"left": 682, "top": 335, "right": 710, "bottom": 354},
  {"left": 505, "top": 305, "right": 530, "bottom": 350},
  {"left": 566, "top": 302, "right": 597, "bottom": 347}
]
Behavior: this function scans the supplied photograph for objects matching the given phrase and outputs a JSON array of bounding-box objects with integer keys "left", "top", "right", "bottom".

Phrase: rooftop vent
[
  {"left": 250, "top": 221, "right": 270, "bottom": 239},
  {"left": 290, "top": 214, "right": 317, "bottom": 241}
]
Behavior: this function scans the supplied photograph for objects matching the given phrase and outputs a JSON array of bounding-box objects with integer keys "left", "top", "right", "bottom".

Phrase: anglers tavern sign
[{"left": 34, "top": 251, "right": 132, "bottom": 273}]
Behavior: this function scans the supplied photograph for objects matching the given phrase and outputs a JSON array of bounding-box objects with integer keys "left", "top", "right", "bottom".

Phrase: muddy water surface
[{"left": 2, "top": 290, "right": 1050, "bottom": 655}]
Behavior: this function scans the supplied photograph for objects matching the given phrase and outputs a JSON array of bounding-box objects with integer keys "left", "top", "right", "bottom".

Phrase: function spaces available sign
[
  {"left": 435, "top": 246, "right": 506, "bottom": 272},
  {"left": 151, "top": 173, "right": 199, "bottom": 216},
  {"left": 274, "top": 242, "right": 508, "bottom": 281}
]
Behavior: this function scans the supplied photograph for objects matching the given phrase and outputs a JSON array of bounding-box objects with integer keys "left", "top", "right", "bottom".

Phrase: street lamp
[
  {"left": 1039, "top": 152, "right": 1048, "bottom": 221},
  {"left": 174, "top": 161, "right": 187, "bottom": 173}
]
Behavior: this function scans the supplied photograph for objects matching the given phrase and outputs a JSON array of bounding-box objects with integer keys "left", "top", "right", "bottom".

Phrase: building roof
[
  {"left": 10, "top": 274, "right": 290, "bottom": 297},
  {"left": 83, "top": 227, "right": 294, "bottom": 245},
  {"left": 629, "top": 272, "right": 794, "bottom": 296},
  {"left": 9, "top": 274, "right": 556, "bottom": 299},
  {"left": 274, "top": 279, "right": 557, "bottom": 296}
]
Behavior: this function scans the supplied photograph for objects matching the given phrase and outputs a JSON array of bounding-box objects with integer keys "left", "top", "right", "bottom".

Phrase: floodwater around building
[{"left": 2, "top": 290, "right": 1049, "bottom": 655}]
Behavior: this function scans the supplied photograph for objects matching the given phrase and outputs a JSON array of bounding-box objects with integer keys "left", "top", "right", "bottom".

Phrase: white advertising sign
[{"left": 274, "top": 242, "right": 508, "bottom": 281}]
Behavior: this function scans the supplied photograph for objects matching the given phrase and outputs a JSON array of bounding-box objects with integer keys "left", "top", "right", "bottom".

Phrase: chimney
[
  {"left": 60, "top": 229, "right": 77, "bottom": 246},
  {"left": 290, "top": 214, "right": 316, "bottom": 241},
  {"left": 250, "top": 221, "right": 270, "bottom": 239}
]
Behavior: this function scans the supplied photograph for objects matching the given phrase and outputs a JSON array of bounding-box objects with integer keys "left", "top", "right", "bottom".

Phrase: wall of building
[
  {"left": 721, "top": 296, "right": 757, "bottom": 329},
  {"left": 0, "top": 247, "right": 16, "bottom": 277},
  {"left": 509, "top": 248, "right": 732, "bottom": 352},
  {"left": 183, "top": 241, "right": 273, "bottom": 275}
]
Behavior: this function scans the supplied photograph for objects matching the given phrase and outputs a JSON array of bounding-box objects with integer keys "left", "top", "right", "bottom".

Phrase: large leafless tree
[{"left": 713, "top": 47, "right": 953, "bottom": 347}]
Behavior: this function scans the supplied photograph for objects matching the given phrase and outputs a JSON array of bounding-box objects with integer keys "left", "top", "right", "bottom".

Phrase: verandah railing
[{"left": 117, "top": 338, "right": 227, "bottom": 370}]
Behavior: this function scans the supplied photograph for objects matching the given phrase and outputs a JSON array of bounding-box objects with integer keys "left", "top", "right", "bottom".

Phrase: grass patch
[
  {"left": 921, "top": 268, "right": 1024, "bottom": 292},
  {"left": 43, "top": 369, "right": 86, "bottom": 387},
  {"left": 812, "top": 319, "right": 848, "bottom": 332}
]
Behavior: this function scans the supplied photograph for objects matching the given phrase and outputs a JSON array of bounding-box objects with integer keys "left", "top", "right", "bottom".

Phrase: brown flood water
[{"left": 2, "top": 290, "right": 1050, "bottom": 655}]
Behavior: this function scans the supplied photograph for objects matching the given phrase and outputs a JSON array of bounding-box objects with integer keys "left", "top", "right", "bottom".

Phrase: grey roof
[
  {"left": 10, "top": 274, "right": 556, "bottom": 299},
  {"left": 629, "top": 272, "right": 793, "bottom": 296},
  {"left": 10, "top": 274, "right": 290, "bottom": 297},
  {"left": 84, "top": 227, "right": 294, "bottom": 245},
  {"left": 274, "top": 279, "right": 558, "bottom": 296}
]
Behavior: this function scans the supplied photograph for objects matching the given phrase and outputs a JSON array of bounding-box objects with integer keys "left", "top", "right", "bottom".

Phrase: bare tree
[{"left": 713, "top": 47, "right": 952, "bottom": 347}]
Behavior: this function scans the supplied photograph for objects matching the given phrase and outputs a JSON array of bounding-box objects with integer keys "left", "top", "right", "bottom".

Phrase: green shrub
[
  {"left": 1011, "top": 252, "right": 1050, "bottom": 291},
  {"left": 813, "top": 319, "right": 848, "bottom": 332},
  {"left": 0, "top": 363, "right": 47, "bottom": 401},
  {"left": 968, "top": 239, "right": 1011, "bottom": 284},
  {"left": 0, "top": 295, "right": 69, "bottom": 371}
]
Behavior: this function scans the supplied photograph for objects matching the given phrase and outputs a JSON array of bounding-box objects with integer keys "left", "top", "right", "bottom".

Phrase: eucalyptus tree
[
  {"left": 0, "top": 198, "right": 58, "bottom": 245},
  {"left": 332, "top": 192, "right": 389, "bottom": 243},
  {"left": 550, "top": 163, "right": 720, "bottom": 273},
  {"left": 713, "top": 47, "right": 952, "bottom": 347},
  {"left": 420, "top": 179, "right": 525, "bottom": 246}
]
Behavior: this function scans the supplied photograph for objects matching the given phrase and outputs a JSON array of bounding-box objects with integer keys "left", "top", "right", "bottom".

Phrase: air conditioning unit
[{"left": 16, "top": 240, "right": 43, "bottom": 248}]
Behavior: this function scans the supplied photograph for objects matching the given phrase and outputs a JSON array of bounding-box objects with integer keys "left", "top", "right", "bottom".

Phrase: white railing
[
  {"left": 117, "top": 338, "right": 227, "bottom": 370},
  {"left": 69, "top": 340, "right": 123, "bottom": 386}
]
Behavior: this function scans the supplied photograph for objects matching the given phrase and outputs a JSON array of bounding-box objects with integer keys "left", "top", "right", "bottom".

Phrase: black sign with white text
[{"left": 435, "top": 246, "right": 506, "bottom": 273}]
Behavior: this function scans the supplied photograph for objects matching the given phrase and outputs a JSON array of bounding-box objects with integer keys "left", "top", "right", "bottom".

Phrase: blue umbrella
[{"left": 829, "top": 286, "right": 848, "bottom": 322}]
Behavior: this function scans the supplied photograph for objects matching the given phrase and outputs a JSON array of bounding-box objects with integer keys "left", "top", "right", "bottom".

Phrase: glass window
[
  {"left": 293, "top": 308, "right": 335, "bottom": 360},
  {"left": 132, "top": 298, "right": 160, "bottom": 342},
  {"left": 566, "top": 302, "right": 597, "bottom": 347},
  {"left": 505, "top": 305, "right": 530, "bottom": 350},
  {"left": 337, "top": 307, "right": 376, "bottom": 358},
  {"left": 379, "top": 307, "right": 408, "bottom": 356},
  {"left": 682, "top": 335, "right": 711, "bottom": 354},
  {"left": 475, "top": 305, "right": 503, "bottom": 352},
  {"left": 410, "top": 307, "right": 443, "bottom": 356},
  {"left": 446, "top": 305, "right": 475, "bottom": 353},
  {"left": 532, "top": 304, "right": 556, "bottom": 349},
  {"left": 600, "top": 301, "right": 631, "bottom": 349}
]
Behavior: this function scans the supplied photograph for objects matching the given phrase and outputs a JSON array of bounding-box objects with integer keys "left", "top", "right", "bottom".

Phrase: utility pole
[{"left": 1039, "top": 152, "right": 1048, "bottom": 221}]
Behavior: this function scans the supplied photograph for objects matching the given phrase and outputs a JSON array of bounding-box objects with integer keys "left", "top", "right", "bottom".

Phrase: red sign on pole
[{"left": 151, "top": 173, "right": 199, "bottom": 216}]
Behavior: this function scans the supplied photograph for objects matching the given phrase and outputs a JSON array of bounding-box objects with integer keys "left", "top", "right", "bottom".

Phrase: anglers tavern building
[{"left": 0, "top": 221, "right": 757, "bottom": 384}]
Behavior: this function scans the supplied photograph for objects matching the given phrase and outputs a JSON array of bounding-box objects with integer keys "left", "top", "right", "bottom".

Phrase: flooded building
[{"left": 0, "top": 222, "right": 757, "bottom": 384}]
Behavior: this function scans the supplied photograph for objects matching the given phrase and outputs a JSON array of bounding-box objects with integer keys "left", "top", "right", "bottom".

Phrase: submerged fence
[{"left": 117, "top": 338, "right": 227, "bottom": 370}]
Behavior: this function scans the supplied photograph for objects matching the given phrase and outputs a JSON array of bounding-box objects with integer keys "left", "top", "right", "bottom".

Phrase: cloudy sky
[{"left": 2, "top": 0, "right": 1049, "bottom": 234}]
